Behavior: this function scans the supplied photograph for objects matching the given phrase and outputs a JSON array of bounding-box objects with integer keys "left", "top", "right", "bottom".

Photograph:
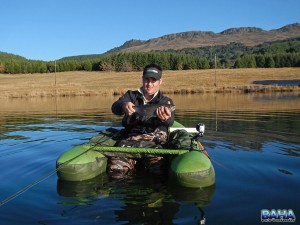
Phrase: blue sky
[{"left": 1, "top": 0, "right": 299, "bottom": 61}]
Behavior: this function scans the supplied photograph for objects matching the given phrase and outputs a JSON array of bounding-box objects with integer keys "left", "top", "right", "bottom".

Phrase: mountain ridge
[
  {"left": 106, "top": 23, "right": 300, "bottom": 54},
  {"left": 1, "top": 23, "right": 299, "bottom": 61}
]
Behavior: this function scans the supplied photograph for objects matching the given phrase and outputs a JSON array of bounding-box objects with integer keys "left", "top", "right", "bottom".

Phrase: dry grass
[{"left": 0, "top": 68, "right": 299, "bottom": 98}]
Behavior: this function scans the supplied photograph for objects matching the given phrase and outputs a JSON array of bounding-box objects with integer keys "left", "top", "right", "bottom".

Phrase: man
[{"left": 109, "top": 63, "right": 175, "bottom": 176}]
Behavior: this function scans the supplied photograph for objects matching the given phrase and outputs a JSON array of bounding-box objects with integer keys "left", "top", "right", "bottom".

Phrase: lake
[{"left": 0, "top": 94, "right": 299, "bottom": 225}]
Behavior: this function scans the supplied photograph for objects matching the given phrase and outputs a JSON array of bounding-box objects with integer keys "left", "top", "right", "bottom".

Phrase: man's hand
[
  {"left": 123, "top": 102, "right": 136, "bottom": 116},
  {"left": 157, "top": 106, "right": 171, "bottom": 121}
]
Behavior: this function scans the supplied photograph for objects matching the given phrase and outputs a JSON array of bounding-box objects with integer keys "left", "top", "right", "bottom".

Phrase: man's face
[{"left": 142, "top": 77, "right": 162, "bottom": 97}]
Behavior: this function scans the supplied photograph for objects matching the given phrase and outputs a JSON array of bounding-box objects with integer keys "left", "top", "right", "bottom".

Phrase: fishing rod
[
  {"left": 0, "top": 127, "right": 122, "bottom": 206},
  {"left": 190, "top": 123, "right": 211, "bottom": 159},
  {"left": 189, "top": 123, "right": 228, "bottom": 171}
]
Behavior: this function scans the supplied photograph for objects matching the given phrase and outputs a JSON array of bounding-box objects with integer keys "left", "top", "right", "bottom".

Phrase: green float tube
[
  {"left": 56, "top": 121, "right": 215, "bottom": 188},
  {"left": 56, "top": 144, "right": 107, "bottom": 181},
  {"left": 170, "top": 150, "right": 215, "bottom": 188}
]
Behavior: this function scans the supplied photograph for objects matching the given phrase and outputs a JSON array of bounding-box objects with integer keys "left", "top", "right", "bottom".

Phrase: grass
[{"left": 0, "top": 68, "right": 299, "bottom": 98}]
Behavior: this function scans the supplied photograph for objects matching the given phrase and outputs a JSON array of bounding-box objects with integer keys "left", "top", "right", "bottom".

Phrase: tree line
[
  {"left": 234, "top": 53, "right": 300, "bottom": 68},
  {"left": 162, "top": 38, "right": 300, "bottom": 68},
  {"left": 1, "top": 52, "right": 300, "bottom": 74},
  {"left": 0, "top": 39, "right": 299, "bottom": 74},
  {"left": 0, "top": 52, "right": 218, "bottom": 74}
]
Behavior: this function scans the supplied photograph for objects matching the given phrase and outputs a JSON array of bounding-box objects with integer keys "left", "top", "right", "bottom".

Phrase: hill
[
  {"left": 106, "top": 23, "right": 300, "bottom": 54},
  {"left": 0, "top": 51, "right": 27, "bottom": 61}
]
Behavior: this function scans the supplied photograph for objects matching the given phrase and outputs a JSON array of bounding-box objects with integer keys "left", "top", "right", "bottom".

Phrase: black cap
[{"left": 143, "top": 64, "right": 162, "bottom": 80}]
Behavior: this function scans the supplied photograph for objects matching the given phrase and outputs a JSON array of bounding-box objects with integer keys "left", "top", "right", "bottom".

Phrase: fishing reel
[
  {"left": 190, "top": 123, "right": 205, "bottom": 147},
  {"left": 196, "top": 123, "right": 205, "bottom": 137},
  {"left": 191, "top": 123, "right": 210, "bottom": 159}
]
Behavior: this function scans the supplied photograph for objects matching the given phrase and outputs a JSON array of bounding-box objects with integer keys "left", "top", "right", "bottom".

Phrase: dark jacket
[{"left": 111, "top": 89, "right": 175, "bottom": 133}]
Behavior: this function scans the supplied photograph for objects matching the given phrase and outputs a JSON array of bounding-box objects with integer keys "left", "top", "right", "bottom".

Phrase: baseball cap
[{"left": 143, "top": 64, "right": 162, "bottom": 80}]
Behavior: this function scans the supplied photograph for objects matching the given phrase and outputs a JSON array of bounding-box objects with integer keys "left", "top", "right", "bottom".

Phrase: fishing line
[
  {"left": 0, "top": 120, "right": 118, "bottom": 160},
  {"left": 198, "top": 141, "right": 228, "bottom": 170},
  {"left": 193, "top": 134, "right": 228, "bottom": 170},
  {"left": 0, "top": 128, "right": 122, "bottom": 206}
]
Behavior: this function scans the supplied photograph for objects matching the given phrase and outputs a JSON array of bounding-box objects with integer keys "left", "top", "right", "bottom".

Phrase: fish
[
  {"left": 135, "top": 101, "right": 175, "bottom": 117},
  {"left": 126, "top": 102, "right": 175, "bottom": 124}
]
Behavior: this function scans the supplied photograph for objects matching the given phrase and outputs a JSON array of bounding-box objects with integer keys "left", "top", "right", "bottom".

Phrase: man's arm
[{"left": 111, "top": 91, "right": 134, "bottom": 115}]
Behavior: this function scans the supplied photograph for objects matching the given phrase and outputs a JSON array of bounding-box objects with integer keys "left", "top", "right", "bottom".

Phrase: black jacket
[{"left": 111, "top": 89, "right": 175, "bottom": 133}]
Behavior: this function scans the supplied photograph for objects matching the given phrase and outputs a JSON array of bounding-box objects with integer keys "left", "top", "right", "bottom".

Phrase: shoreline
[{"left": 1, "top": 68, "right": 299, "bottom": 98}]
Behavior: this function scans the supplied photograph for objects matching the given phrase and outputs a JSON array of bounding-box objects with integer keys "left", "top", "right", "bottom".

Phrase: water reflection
[
  {"left": 57, "top": 173, "right": 215, "bottom": 225},
  {"left": 57, "top": 174, "right": 109, "bottom": 199},
  {"left": 0, "top": 94, "right": 299, "bottom": 225},
  {"left": 1, "top": 94, "right": 300, "bottom": 156}
]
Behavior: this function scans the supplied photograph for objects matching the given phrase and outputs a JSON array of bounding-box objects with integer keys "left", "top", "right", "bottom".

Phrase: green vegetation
[
  {"left": 162, "top": 38, "right": 300, "bottom": 68},
  {"left": 0, "top": 39, "right": 300, "bottom": 74}
]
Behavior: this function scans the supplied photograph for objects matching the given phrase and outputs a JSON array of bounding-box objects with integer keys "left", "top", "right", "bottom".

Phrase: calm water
[{"left": 0, "top": 94, "right": 299, "bottom": 225}]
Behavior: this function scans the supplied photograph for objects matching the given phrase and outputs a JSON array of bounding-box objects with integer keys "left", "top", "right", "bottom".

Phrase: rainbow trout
[{"left": 127, "top": 102, "right": 175, "bottom": 124}]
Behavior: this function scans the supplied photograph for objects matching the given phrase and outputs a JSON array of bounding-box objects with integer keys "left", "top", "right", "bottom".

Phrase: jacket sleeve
[{"left": 111, "top": 90, "right": 132, "bottom": 115}]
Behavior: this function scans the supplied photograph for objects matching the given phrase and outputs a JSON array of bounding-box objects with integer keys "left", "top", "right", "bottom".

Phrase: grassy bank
[{"left": 1, "top": 68, "right": 299, "bottom": 98}]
